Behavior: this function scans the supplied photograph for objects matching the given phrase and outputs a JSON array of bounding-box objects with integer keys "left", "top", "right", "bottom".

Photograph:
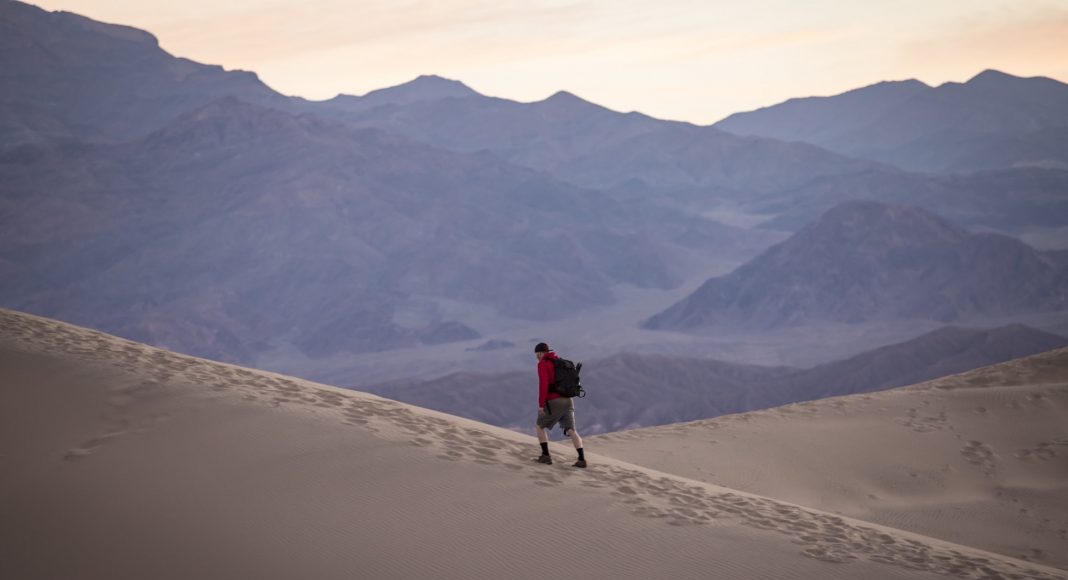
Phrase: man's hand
[{"left": 538, "top": 406, "right": 546, "bottom": 416}]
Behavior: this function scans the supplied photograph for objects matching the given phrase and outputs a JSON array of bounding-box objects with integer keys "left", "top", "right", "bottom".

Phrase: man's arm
[{"left": 538, "top": 360, "right": 550, "bottom": 408}]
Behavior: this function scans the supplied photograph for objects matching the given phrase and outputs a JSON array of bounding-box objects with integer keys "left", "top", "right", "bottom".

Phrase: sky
[{"left": 32, "top": 0, "right": 1068, "bottom": 124}]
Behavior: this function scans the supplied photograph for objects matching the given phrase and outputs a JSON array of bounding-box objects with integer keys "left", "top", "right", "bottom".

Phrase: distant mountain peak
[
  {"left": 352, "top": 74, "right": 479, "bottom": 104},
  {"left": 543, "top": 90, "right": 588, "bottom": 104},
  {"left": 399, "top": 74, "right": 476, "bottom": 93},
  {"left": 535, "top": 90, "right": 605, "bottom": 114},
  {"left": 645, "top": 201, "right": 1068, "bottom": 332},
  {"left": 966, "top": 69, "right": 1019, "bottom": 85},
  {"left": 411, "top": 73, "right": 466, "bottom": 85},
  {"left": 848, "top": 78, "right": 931, "bottom": 94},
  {"left": 546, "top": 89, "right": 580, "bottom": 100}
]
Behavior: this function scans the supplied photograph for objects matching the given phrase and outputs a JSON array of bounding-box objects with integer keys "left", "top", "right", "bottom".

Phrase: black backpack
[{"left": 550, "top": 358, "right": 586, "bottom": 398}]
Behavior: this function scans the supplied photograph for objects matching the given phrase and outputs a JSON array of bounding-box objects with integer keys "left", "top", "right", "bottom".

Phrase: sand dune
[
  {"left": 2, "top": 308, "right": 1066, "bottom": 580},
  {"left": 591, "top": 346, "right": 1068, "bottom": 572}
]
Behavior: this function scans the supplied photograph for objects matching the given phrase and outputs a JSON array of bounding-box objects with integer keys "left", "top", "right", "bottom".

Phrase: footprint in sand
[
  {"left": 1014, "top": 438, "right": 1068, "bottom": 461},
  {"left": 897, "top": 407, "right": 948, "bottom": 432},
  {"left": 960, "top": 440, "right": 997, "bottom": 475},
  {"left": 528, "top": 472, "right": 563, "bottom": 486}
]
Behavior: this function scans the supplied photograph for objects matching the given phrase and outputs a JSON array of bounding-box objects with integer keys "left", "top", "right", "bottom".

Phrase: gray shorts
[{"left": 536, "top": 397, "right": 576, "bottom": 435}]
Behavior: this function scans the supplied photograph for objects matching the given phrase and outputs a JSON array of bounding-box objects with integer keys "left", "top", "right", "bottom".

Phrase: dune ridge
[
  {"left": 591, "top": 346, "right": 1068, "bottom": 571},
  {"left": 2, "top": 307, "right": 1066, "bottom": 579}
]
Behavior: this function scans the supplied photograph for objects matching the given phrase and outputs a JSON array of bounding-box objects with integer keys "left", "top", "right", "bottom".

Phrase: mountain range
[
  {"left": 4, "top": 0, "right": 1065, "bottom": 238},
  {"left": 2, "top": 0, "right": 1067, "bottom": 382},
  {"left": 715, "top": 69, "right": 1068, "bottom": 173},
  {"left": 309, "top": 74, "right": 1068, "bottom": 238},
  {"left": 2, "top": 95, "right": 762, "bottom": 361}
]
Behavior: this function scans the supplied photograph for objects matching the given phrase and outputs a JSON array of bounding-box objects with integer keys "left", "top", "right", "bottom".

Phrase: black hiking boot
[
  {"left": 573, "top": 459, "right": 587, "bottom": 468},
  {"left": 537, "top": 454, "right": 553, "bottom": 464}
]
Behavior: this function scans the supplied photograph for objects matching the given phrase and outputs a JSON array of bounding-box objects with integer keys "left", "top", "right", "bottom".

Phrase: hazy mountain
[
  {"left": 314, "top": 78, "right": 894, "bottom": 204},
  {"left": 715, "top": 79, "right": 930, "bottom": 145},
  {"left": 754, "top": 165, "right": 1068, "bottom": 237},
  {"left": 716, "top": 69, "right": 1068, "bottom": 173},
  {"left": 5, "top": 2, "right": 1063, "bottom": 242},
  {"left": 0, "top": 96, "right": 756, "bottom": 362},
  {"left": 0, "top": 0, "right": 291, "bottom": 146},
  {"left": 362, "top": 324, "right": 1067, "bottom": 435},
  {"left": 645, "top": 201, "right": 1068, "bottom": 332},
  {"left": 11, "top": 0, "right": 873, "bottom": 213},
  {"left": 314, "top": 75, "right": 1068, "bottom": 240}
]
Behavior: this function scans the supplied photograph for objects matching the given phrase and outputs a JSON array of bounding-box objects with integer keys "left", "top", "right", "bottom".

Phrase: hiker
[{"left": 534, "top": 342, "right": 587, "bottom": 468}]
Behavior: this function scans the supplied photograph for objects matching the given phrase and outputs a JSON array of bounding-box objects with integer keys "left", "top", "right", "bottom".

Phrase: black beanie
[{"left": 534, "top": 342, "right": 550, "bottom": 353}]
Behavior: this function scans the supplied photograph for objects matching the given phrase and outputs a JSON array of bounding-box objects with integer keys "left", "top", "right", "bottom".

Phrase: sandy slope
[
  {"left": 2, "top": 308, "right": 1065, "bottom": 580},
  {"left": 590, "top": 347, "right": 1068, "bottom": 571}
]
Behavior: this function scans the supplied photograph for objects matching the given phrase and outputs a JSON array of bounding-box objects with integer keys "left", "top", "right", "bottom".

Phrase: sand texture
[
  {"left": 2, "top": 308, "right": 1065, "bottom": 580},
  {"left": 592, "top": 346, "right": 1068, "bottom": 571}
]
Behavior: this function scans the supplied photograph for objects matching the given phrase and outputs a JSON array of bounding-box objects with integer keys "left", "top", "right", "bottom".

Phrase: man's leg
[
  {"left": 562, "top": 403, "right": 586, "bottom": 467},
  {"left": 568, "top": 428, "right": 583, "bottom": 450},
  {"left": 568, "top": 428, "right": 586, "bottom": 467},
  {"left": 535, "top": 423, "right": 552, "bottom": 463}
]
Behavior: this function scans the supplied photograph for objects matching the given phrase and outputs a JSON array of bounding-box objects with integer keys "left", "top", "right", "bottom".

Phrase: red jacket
[{"left": 538, "top": 351, "right": 563, "bottom": 408}]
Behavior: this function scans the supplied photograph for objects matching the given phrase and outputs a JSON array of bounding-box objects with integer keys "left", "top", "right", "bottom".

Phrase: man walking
[{"left": 534, "top": 342, "right": 587, "bottom": 468}]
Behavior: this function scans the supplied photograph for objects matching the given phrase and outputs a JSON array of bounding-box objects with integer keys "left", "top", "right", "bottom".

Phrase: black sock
[
  {"left": 540, "top": 442, "right": 549, "bottom": 455},
  {"left": 577, "top": 448, "right": 585, "bottom": 461}
]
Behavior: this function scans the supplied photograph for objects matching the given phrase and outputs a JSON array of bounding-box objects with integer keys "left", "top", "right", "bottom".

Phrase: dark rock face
[{"left": 645, "top": 201, "right": 1068, "bottom": 331}]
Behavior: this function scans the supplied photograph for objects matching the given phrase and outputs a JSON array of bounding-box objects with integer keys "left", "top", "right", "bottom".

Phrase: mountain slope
[
  {"left": 0, "top": 0, "right": 290, "bottom": 146},
  {"left": 645, "top": 201, "right": 1068, "bottom": 331},
  {"left": 4, "top": 307, "right": 1065, "bottom": 580},
  {"left": 715, "top": 79, "right": 930, "bottom": 145},
  {"left": 591, "top": 346, "right": 1068, "bottom": 571},
  {"left": 716, "top": 69, "right": 1068, "bottom": 173}
]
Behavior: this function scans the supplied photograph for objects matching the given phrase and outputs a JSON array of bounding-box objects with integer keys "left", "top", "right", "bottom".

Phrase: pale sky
[{"left": 32, "top": 0, "right": 1068, "bottom": 124}]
